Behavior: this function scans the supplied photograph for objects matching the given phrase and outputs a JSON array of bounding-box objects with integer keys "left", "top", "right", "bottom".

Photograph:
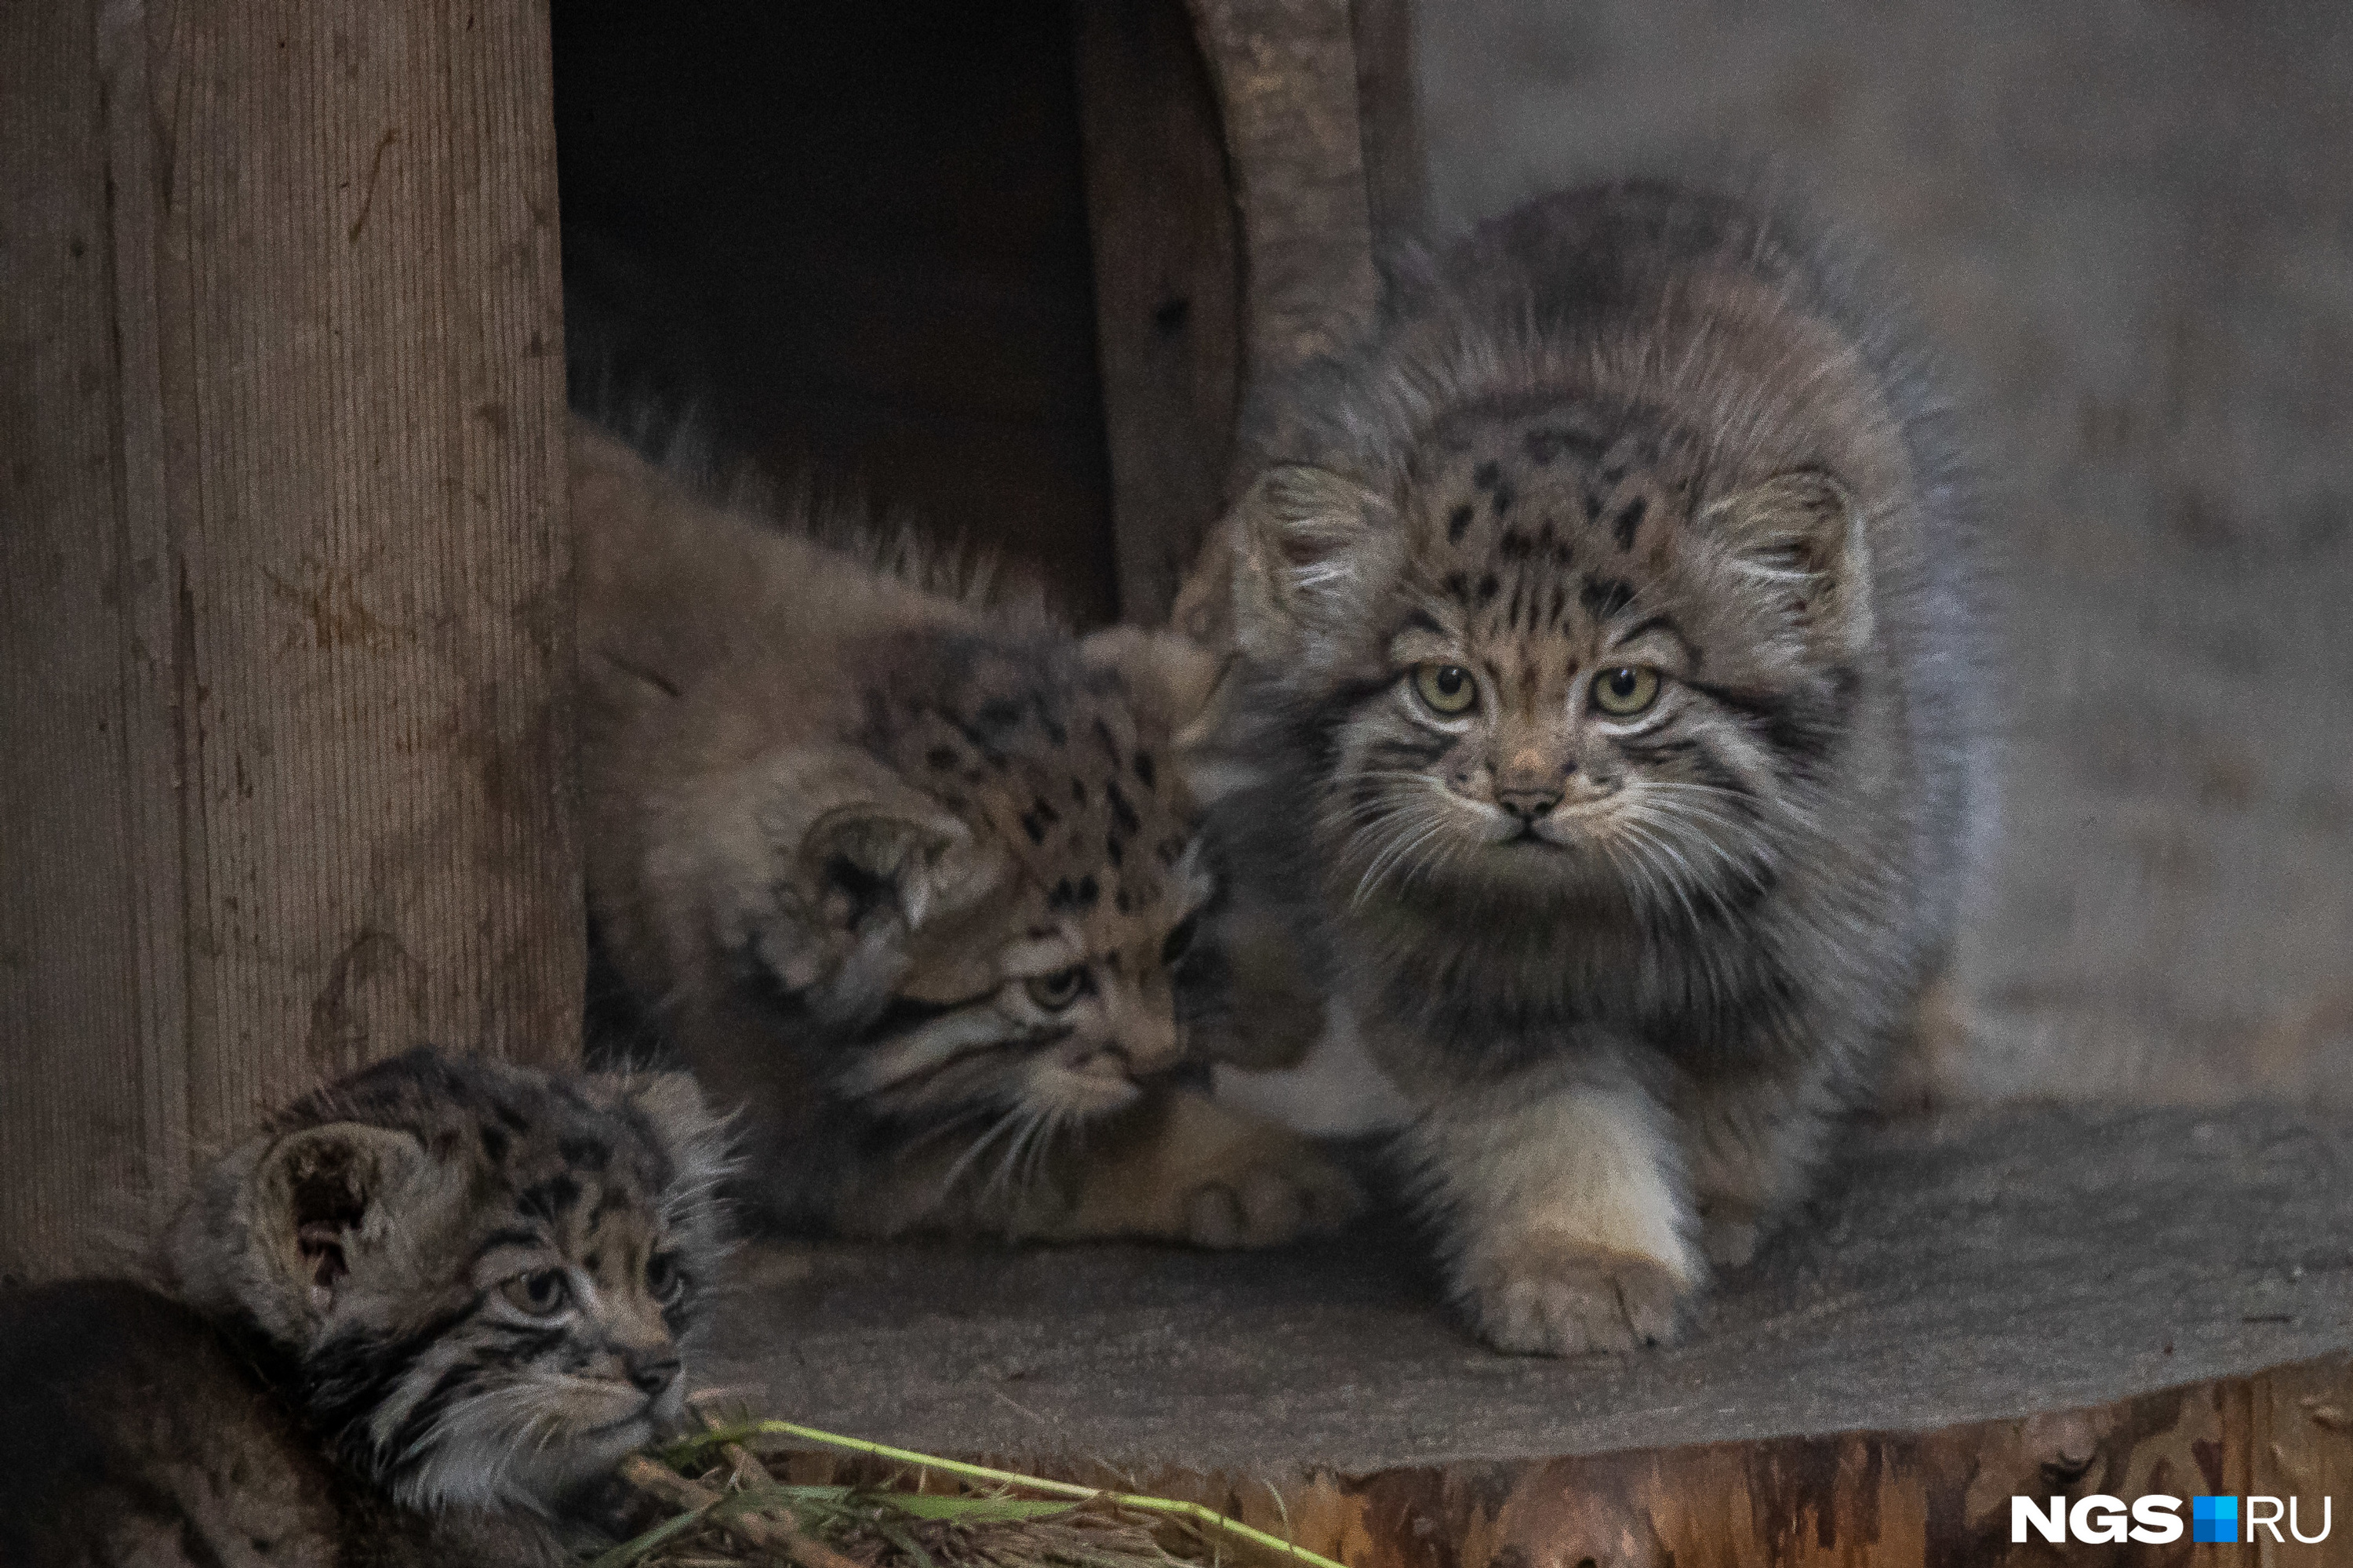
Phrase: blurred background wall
[{"left": 1414, "top": 1, "right": 2352, "bottom": 1105}]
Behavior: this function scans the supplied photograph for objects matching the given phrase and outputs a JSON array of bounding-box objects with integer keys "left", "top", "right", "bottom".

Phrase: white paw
[{"left": 1464, "top": 1248, "right": 1689, "bottom": 1355}]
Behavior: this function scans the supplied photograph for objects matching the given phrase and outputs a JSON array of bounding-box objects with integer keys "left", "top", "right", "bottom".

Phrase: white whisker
[{"left": 939, "top": 1104, "right": 1025, "bottom": 1196}]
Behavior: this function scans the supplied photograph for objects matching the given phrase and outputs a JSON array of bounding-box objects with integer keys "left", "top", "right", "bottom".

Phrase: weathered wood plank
[
  {"left": 701, "top": 1104, "right": 2353, "bottom": 1547},
  {"left": 0, "top": 0, "right": 169, "bottom": 1283},
  {"left": 1082, "top": 0, "right": 1417, "bottom": 628},
  {"left": 0, "top": 0, "right": 577, "bottom": 1282},
  {"left": 1184, "top": 0, "right": 1380, "bottom": 388}
]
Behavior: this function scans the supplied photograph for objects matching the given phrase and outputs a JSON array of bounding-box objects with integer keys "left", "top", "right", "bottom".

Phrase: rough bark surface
[
  {"left": 0, "top": 0, "right": 577, "bottom": 1281},
  {"left": 1167, "top": 0, "right": 1387, "bottom": 642}
]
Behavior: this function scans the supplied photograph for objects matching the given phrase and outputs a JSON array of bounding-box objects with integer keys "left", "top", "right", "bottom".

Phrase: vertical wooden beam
[
  {"left": 1162, "top": 0, "right": 1386, "bottom": 642},
  {"left": 0, "top": 0, "right": 577, "bottom": 1282},
  {"left": 1073, "top": 0, "right": 1244, "bottom": 625},
  {"left": 1184, "top": 0, "right": 1380, "bottom": 402},
  {"left": 1078, "top": 0, "right": 1417, "bottom": 630}
]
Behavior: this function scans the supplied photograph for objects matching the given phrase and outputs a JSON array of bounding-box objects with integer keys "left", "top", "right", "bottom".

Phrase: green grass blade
[
  {"left": 584, "top": 1501, "right": 721, "bottom": 1568},
  {"left": 884, "top": 1493, "right": 1077, "bottom": 1523}
]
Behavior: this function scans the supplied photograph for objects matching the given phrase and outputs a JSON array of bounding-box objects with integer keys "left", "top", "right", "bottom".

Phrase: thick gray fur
[{"left": 1205, "top": 178, "right": 1988, "bottom": 1353}]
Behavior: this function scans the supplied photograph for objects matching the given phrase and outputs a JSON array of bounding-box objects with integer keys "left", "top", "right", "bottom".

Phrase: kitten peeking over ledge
[{"left": 1191, "top": 180, "right": 1984, "bottom": 1355}]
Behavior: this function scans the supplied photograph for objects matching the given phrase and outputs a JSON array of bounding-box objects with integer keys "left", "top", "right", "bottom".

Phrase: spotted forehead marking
[
  {"left": 869, "top": 647, "right": 1202, "bottom": 945},
  {"left": 1412, "top": 408, "right": 1705, "bottom": 645}
]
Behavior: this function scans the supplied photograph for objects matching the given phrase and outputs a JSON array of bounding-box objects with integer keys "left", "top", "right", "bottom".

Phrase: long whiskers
[
  {"left": 938, "top": 1104, "right": 1029, "bottom": 1197},
  {"left": 1322, "top": 772, "right": 1474, "bottom": 910},
  {"left": 1592, "top": 779, "right": 1781, "bottom": 927},
  {"left": 1349, "top": 809, "right": 1459, "bottom": 908}
]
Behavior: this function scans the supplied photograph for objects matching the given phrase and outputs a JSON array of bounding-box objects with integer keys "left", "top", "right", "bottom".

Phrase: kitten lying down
[
  {"left": 0, "top": 1049, "right": 726, "bottom": 1567},
  {"left": 573, "top": 417, "right": 1360, "bottom": 1249}
]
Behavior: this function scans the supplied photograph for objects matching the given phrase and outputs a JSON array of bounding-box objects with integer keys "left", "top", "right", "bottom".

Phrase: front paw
[
  {"left": 1180, "top": 1139, "right": 1362, "bottom": 1248},
  {"left": 1052, "top": 1092, "right": 1363, "bottom": 1247},
  {"left": 1461, "top": 1239, "right": 1692, "bottom": 1355}
]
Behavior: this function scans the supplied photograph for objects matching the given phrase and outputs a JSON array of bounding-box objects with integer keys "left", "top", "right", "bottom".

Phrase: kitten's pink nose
[{"left": 1497, "top": 785, "right": 1562, "bottom": 820}]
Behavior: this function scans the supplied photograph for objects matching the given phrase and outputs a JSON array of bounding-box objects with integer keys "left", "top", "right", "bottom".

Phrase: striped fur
[
  {"left": 1203, "top": 180, "right": 1985, "bottom": 1353},
  {"left": 167, "top": 1047, "right": 730, "bottom": 1512}
]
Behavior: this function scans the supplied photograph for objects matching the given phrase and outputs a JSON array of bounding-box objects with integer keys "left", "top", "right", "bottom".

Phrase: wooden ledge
[{"left": 700, "top": 1105, "right": 2353, "bottom": 1561}]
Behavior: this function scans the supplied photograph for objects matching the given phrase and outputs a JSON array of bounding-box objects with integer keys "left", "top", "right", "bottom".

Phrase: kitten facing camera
[
  {"left": 0, "top": 1048, "right": 729, "bottom": 1566},
  {"left": 1198, "top": 180, "right": 1984, "bottom": 1354}
]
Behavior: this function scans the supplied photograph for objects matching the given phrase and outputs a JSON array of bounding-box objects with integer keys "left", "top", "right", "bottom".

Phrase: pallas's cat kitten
[
  {"left": 573, "top": 418, "right": 1357, "bottom": 1248},
  {"left": 1199, "top": 180, "right": 1981, "bottom": 1353},
  {"left": 0, "top": 1048, "right": 727, "bottom": 1566}
]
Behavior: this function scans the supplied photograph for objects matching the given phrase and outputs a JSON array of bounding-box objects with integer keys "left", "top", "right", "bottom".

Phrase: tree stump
[
  {"left": 700, "top": 1104, "right": 2353, "bottom": 1564},
  {"left": 0, "top": 0, "right": 577, "bottom": 1282}
]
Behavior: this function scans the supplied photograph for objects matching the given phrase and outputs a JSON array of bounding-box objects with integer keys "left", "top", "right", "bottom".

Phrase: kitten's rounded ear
[
  {"left": 788, "top": 794, "right": 1005, "bottom": 1022},
  {"left": 598, "top": 1068, "right": 715, "bottom": 1153},
  {"left": 253, "top": 1122, "right": 429, "bottom": 1316},
  {"left": 1228, "top": 464, "right": 1395, "bottom": 654},
  {"left": 1700, "top": 469, "right": 1875, "bottom": 660},
  {"left": 1078, "top": 625, "right": 1229, "bottom": 751},
  {"left": 591, "top": 1071, "right": 734, "bottom": 1206},
  {"left": 800, "top": 795, "right": 998, "bottom": 937}
]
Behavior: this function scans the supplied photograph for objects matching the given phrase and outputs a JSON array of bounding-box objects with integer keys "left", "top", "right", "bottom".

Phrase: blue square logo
[{"left": 2193, "top": 1496, "right": 2238, "bottom": 1544}]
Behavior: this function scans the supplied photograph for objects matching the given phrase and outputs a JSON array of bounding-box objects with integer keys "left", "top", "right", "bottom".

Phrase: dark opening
[{"left": 553, "top": 0, "right": 1121, "bottom": 624}]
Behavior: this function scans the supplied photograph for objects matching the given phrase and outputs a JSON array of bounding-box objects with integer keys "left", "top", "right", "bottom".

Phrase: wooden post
[
  {"left": 1072, "top": 0, "right": 1245, "bottom": 627},
  {"left": 0, "top": 0, "right": 578, "bottom": 1283},
  {"left": 1185, "top": 0, "right": 1381, "bottom": 395},
  {"left": 1077, "top": 0, "right": 1407, "bottom": 628}
]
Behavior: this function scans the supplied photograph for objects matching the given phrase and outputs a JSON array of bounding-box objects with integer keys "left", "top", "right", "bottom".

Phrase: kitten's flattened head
[
  {"left": 1233, "top": 405, "right": 1874, "bottom": 922},
  {"left": 761, "top": 630, "right": 1217, "bottom": 1161},
  {"left": 169, "top": 1048, "right": 730, "bottom": 1513}
]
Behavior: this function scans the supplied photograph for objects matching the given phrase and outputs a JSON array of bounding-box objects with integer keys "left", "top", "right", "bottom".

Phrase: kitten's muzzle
[
  {"left": 627, "top": 1351, "right": 682, "bottom": 1396},
  {"left": 1497, "top": 784, "right": 1563, "bottom": 822}
]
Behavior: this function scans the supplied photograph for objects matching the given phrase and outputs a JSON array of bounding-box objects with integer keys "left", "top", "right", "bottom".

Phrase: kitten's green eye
[
  {"left": 1413, "top": 663, "right": 1478, "bottom": 715},
  {"left": 1591, "top": 665, "right": 1662, "bottom": 717},
  {"left": 646, "top": 1252, "right": 683, "bottom": 1303},
  {"left": 1026, "top": 967, "right": 1088, "bottom": 1010},
  {"left": 503, "top": 1269, "right": 571, "bottom": 1318}
]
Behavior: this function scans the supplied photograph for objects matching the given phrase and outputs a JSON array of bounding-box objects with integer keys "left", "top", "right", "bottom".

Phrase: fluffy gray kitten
[{"left": 1199, "top": 180, "right": 1983, "bottom": 1354}]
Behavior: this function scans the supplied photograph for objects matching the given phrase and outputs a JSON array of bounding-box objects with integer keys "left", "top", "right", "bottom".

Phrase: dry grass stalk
[
  {"left": 595, "top": 1442, "right": 1203, "bottom": 1568},
  {"left": 615, "top": 1453, "right": 865, "bottom": 1568}
]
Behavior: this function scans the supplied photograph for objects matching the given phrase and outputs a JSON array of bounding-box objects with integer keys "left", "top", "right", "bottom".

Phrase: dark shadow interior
[{"left": 554, "top": 0, "right": 1121, "bottom": 624}]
